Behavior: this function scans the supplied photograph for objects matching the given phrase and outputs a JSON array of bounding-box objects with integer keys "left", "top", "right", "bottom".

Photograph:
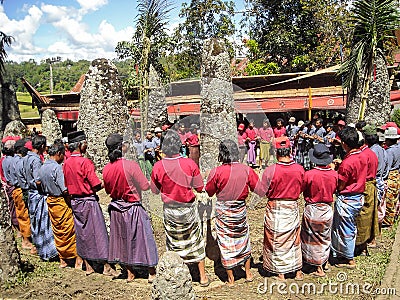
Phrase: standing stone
[
  {"left": 147, "top": 65, "right": 168, "bottom": 131},
  {"left": 78, "top": 58, "right": 129, "bottom": 172},
  {"left": 200, "top": 39, "right": 237, "bottom": 173},
  {"left": 346, "top": 53, "right": 391, "bottom": 124},
  {"left": 41, "top": 109, "right": 62, "bottom": 144},
  {"left": 0, "top": 82, "right": 21, "bottom": 138},
  {"left": 0, "top": 188, "right": 21, "bottom": 284},
  {"left": 2, "top": 120, "right": 29, "bottom": 140},
  {"left": 152, "top": 251, "right": 195, "bottom": 300}
]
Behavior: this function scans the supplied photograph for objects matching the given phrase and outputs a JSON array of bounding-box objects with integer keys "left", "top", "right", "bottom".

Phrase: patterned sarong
[
  {"left": 376, "top": 177, "right": 387, "bottom": 224},
  {"left": 331, "top": 194, "right": 364, "bottom": 259},
  {"left": 108, "top": 200, "right": 158, "bottom": 267},
  {"left": 11, "top": 187, "right": 31, "bottom": 238},
  {"left": 263, "top": 200, "right": 302, "bottom": 274},
  {"left": 356, "top": 180, "right": 379, "bottom": 245},
  {"left": 215, "top": 199, "right": 251, "bottom": 269},
  {"left": 27, "top": 190, "right": 58, "bottom": 260},
  {"left": 70, "top": 195, "right": 109, "bottom": 261},
  {"left": 163, "top": 201, "right": 205, "bottom": 263},
  {"left": 3, "top": 182, "right": 18, "bottom": 227},
  {"left": 47, "top": 196, "right": 77, "bottom": 260},
  {"left": 301, "top": 203, "right": 333, "bottom": 266},
  {"left": 383, "top": 170, "right": 400, "bottom": 226}
]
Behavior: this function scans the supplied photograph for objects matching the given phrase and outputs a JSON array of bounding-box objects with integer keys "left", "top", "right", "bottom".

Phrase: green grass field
[{"left": 17, "top": 92, "right": 40, "bottom": 119}]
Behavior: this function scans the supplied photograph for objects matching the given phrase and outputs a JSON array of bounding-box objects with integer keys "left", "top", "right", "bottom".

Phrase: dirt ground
[{"left": 1, "top": 189, "right": 397, "bottom": 300}]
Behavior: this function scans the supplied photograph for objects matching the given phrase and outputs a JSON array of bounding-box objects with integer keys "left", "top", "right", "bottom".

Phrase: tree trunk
[
  {"left": 346, "top": 53, "right": 391, "bottom": 124},
  {"left": 0, "top": 188, "right": 21, "bottom": 284},
  {"left": 0, "top": 82, "right": 21, "bottom": 139}
]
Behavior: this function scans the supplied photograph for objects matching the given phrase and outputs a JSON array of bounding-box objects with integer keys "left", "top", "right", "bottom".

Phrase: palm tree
[
  {"left": 0, "top": 31, "right": 13, "bottom": 84},
  {"left": 337, "top": 0, "right": 400, "bottom": 124},
  {"left": 115, "top": 0, "right": 171, "bottom": 135}
]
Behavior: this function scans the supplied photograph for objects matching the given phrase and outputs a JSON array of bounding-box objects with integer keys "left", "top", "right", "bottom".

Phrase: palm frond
[{"left": 0, "top": 31, "right": 13, "bottom": 77}]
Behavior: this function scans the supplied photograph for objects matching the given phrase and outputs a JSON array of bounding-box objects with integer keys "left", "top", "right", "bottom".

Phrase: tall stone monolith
[
  {"left": 78, "top": 58, "right": 129, "bottom": 172},
  {"left": 2, "top": 120, "right": 29, "bottom": 140},
  {"left": 41, "top": 109, "right": 62, "bottom": 144},
  {"left": 0, "top": 82, "right": 21, "bottom": 138},
  {"left": 199, "top": 39, "right": 237, "bottom": 261},
  {"left": 147, "top": 65, "right": 168, "bottom": 131},
  {"left": 200, "top": 39, "right": 237, "bottom": 173}
]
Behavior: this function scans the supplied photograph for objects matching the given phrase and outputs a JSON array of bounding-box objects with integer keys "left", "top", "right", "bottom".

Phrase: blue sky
[{"left": 1, "top": 0, "right": 247, "bottom": 63}]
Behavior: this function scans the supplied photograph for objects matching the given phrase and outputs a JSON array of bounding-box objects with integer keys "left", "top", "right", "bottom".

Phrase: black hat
[
  {"left": 105, "top": 133, "right": 123, "bottom": 150},
  {"left": 67, "top": 131, "right": 86, "bottom": 143},
  {"left": 308, "top": 143, "right": 332, "bottom": 166}
]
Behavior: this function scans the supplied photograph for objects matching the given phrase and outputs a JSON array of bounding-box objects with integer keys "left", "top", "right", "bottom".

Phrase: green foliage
[
  {"left": 337, "top": 0, "right": 400, "bottom": 90},
  {"left": 391, "top": 108, "right": 400, "bottom": 127},
  {"left": 171, "top": 0, "right": 236, "bottom": 78},
  {"left": 246, "top": 0, "right": 352, "bottom": 72},
  {"left": 244, "top": 59, "right": 279, "bottom": 76}
]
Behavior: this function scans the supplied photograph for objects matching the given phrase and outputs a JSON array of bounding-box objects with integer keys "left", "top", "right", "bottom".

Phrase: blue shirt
[
  {"left": 386, "top": 143, "right": 400, "bottom": 173},
  {"left": 132, "top": 140, "right": 145, "bottom": 159},
  {"left": 37, "top": 159, "right": 66, "bottom": 196},
  {"left": 23, "top": 151, "right": 43, "bottom": 190},
  {"left": 143, "top": 138, "right": 156, "bottom": 158},
  {"left": 370, "top": 144, "right": 388, "bottom": 179},
  {"left": 324, "top": 131, "right": 336, "bottom": 147},
  {"left": 9, "top": 155, "right": 21, "bottom": 186},
  {"left": 2, "top": 155, "right": 14, "bottom": 183},
  {"left": 15, "top": 156, "right": 28, "bottom": 190}
]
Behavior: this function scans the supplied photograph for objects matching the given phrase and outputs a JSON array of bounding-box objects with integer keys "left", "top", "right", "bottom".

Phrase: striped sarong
[
  {"left": 47, "top": 196, "right": 77, "bottom": 260},
  {"left": 11, "top": 187, "right": 31, "bottom": 238},
  {"left": 263, "top": 200, "right": 302, "bottom": 274},
  {"left": 301, "top": 203, "right": 333, "bottom": 266},
  {"left": 108, "top": 200, "right": 158, "bottom": 267},
  {"left": 356, "top": 180, "right": 379, "bottom": 245},
  {"left": 215, "top": 199, "right": 251, "bottom": 269},
  {"left": 376, "top": 177, "right": 387, "bottom": 224},
  {"left": 163, "top": 201, "right": 205, "bottom": 263},
  {"left": 27, "top": 189, "right": 58, "bottom": 260},
  {"left": 331, "top": 194, "right": 364, "bottom": 259},
  {"left": 70, "top": 195, "right": 109, "bottom": 261},
  {"left": 383, "top": 170, "right": 400, "bottom": 226}
]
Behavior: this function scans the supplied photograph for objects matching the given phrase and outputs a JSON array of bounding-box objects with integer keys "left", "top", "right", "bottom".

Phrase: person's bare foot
[
  {"left": 148, "top": 274, "right": 156, "bottom": 283},
  {"left": 75, "top": 257, "right": 83, "bottom": 269},
  {"left": 103, "top": 264, "right": 118, "bottom": 277},
  {"left": 85, "top": 260, "right": 95, "bottom": 276},
  {"left": 30, "top": 246, "right": 37, "bottom": 255},
  {"left": 21, "top": 239, "right": 33, "bottom": 250},
  {"left": 59, "top": 259, "right": 68, "bottom": 269},
  {"left": 277, "top": 274, "right": 285, "bottom": 281}
]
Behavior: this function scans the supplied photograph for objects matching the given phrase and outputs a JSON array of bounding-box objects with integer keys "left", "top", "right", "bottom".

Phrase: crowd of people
[{"left": 1, "top": 115, "right": 400, "bottom": 286}]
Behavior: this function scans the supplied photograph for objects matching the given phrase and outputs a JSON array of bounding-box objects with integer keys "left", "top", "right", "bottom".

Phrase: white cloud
[
  {"left": 2, "top": 2, "right": 135, "bottom": 63},
  {"left": 76, "top": 0, "right": 108, "bottom": 14}
]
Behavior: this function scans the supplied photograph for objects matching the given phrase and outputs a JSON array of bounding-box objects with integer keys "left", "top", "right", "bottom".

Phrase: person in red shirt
[
  {"left": 258, "top": 118, "right": 274, "bottom": 168},
  {"left": 245, "top": 119, "right": 258, "bottom": 166},
  {"left": 178, "top": 123, "right": 189, "bottom": 157},
  {"left": 331, "top": 126, "right": 368, "bottom": 269},
  {"left": 187, "top": 124, "right": 200, "bottom": 166},
  {"left": 205, "top": 139, "right": 259, "bottom": 286},
  {"left": 63, "top": 130, "right": 116, "bottom": 277},
  {"left": 355, "top": 125, "right": 379, "bottom": 256},
  {"left": 273, "top": 118, "right": 286, "bottom": 138},
  {"left": 301, "top": 143, "right": 338, "bottom": 277},
  {"left": 237, "top": 123, "right": 247, "bottom": 163},
  {"left": 255, "top": 136, "right": 304, "bottom": 281},
  {"left": 103, "top": 133, "right": 158, "bottom": 283},
  {"left": 150, "top": 130, "right": 209, "bottom": 287}
]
